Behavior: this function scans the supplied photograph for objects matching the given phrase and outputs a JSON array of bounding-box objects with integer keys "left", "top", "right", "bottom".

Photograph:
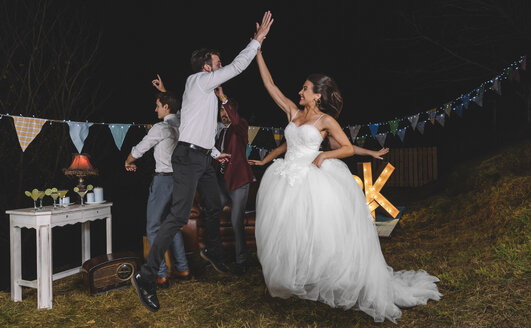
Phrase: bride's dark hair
[{"left": 306, "top": 74, "right": 343, "bottom": 119}]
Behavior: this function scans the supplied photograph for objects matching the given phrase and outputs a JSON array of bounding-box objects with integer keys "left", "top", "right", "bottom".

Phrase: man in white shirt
[
  {"left": 132, "top": 11, "right": 273, "bottom": 312},
  {"left": 125, "top": 91, "right": 190, "bottom": 289}
]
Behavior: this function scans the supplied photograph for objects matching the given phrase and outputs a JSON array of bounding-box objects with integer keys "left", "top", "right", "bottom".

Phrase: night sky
[{"left": 93, "top": 0, "right": 529, "bottom": 127}]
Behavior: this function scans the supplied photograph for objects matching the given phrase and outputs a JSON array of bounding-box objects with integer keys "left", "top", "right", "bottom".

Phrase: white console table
[{"left": 6, "top": 203, "right": 113, "bottom": 309}]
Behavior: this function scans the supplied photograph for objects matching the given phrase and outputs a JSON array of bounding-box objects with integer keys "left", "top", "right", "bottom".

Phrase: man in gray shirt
[
  {"left": 132, "top": 11, "right": 273, "bottom": 312},
  {"left": 125, "top": 91, "right": 190, "bottom": 289}
]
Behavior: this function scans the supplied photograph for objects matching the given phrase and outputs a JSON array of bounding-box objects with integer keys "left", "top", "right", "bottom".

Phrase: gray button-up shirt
[{"left": 131, "top": 113, "right": 180, "bottom": 173}]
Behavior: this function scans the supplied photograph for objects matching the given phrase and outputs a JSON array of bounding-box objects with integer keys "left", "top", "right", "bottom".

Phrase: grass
[{"left": 1, "top": 139, "right": 530, "bottom": 327}]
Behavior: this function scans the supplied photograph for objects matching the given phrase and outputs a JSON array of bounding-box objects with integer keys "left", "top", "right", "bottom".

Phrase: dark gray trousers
[{"left": 140, "top": 143, "right": 223, "bottom": 281}]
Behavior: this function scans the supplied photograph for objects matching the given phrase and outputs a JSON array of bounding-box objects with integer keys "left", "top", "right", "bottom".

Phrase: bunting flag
[
  {"left": 375, "top": 133, "right": 387, "bottom": 148},
  {"left": 356, "top": 136, "right": 366, "bottom": 147},
  {"left": 68, "top": 122, "right": 93, "bottom": 153},
  {"left": 273, "top": 128, "right": 283, "bottom": 146},
  {"left": 246, "top": 144, "right": 252, "bottom": 159},
  {"left": 491, "top": 79, "right": 502, "bottom": 95},
  {"left": 397, "top": 128, "right": 406, "bottom": 142},
  {"left": 444, "top": 103, "right": 452, "bottom": 117},
  {"left": 473, "top": 87, "right": 484, "bottom": 107},
  {"left": 435, "top": 114, "right": 445, "bottom": 127},
  {"left": 248, "top": 126, "right": 260, "bottom": 144},
  {"left": 259, "top": 148, "right": 268, "bottom": 160},
  {"left": 368, "top": 123, "right": 379, "bottom": 138},
  {"left": 456, "top": 104, "right": 464, "bottom": 118},
  {"left": 417, "top": 120, "right": 426, "bottom": 135},
  {"left": 388, "top": 120, "right": 399, "bottom": 136},
  {"left": 408, "top": 114, "right": 419, "bottom": 131},
  {"left": 427, "top": 109, "right": 437, "bottom": 125},
  {"left": 109, "top": 124, "right": 131, "bottom": 150},
  {"left": 462, "top": 94, "right": 470, "bottom": 110},
  {"left": 12, "top": 116, "right": 47, "bottom": 151},
  {"left": 348, "top": 125, "right": 361, "bottom": 142}
]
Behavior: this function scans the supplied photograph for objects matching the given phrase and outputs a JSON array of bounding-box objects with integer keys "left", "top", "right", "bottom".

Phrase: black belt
[
  {"left": 178, "top": 141, "right": 212, "bottom": 155},
  {"left": 154, "top": 172, "right": 173, "bottom": 176}
]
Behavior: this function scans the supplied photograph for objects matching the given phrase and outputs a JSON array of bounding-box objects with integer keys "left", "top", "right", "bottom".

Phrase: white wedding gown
[{"left": 255, "top": 119, "right": 442, "bottom": 323}]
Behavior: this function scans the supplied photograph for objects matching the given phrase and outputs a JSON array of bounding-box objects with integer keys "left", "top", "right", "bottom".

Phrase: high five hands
[{"left": 253, "top": 11, "right": 274, "bottom": 45}]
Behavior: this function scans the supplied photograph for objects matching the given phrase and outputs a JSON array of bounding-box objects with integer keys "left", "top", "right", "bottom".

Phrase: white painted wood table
[{"left": 6, "top": 203, "right": 113, "bottom": 309}]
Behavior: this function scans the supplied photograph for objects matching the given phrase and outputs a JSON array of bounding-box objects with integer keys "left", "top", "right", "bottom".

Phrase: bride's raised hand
[{"left": 253, "top": 11, "right": 274, "bottom": 45}]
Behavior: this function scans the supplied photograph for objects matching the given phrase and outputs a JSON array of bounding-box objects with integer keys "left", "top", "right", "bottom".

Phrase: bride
[{"left": 253, "top": 48, "right": 442, "bottom": 323}]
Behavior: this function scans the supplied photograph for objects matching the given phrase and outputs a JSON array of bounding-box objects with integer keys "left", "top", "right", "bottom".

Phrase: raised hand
[
  {"left": 152, "top": 74, "right": 167, "bottom": 92},
  {"left": 253, "top": 11, "right": 274, "bottom": 45},
  {"left": 214, "top": 86, "right": 227, "bottom": 100}
]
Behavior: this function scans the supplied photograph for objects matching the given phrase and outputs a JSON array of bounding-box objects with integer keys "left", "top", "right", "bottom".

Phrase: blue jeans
[{"left": 146, "top": 175, "right": 189, "bottom": 277}]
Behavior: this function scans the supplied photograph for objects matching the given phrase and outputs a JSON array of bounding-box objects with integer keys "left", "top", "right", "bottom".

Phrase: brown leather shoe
[
  {"left": 156, "top": 276, "right": 169, "bottom": 289},
  {"left": 170, "top": 269, "right": 191, "bottom": 280}
]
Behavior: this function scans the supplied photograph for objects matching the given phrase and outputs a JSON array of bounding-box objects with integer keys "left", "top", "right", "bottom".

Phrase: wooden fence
[{"left": 369, "top": 146, "right": 438, "bottom": 187}]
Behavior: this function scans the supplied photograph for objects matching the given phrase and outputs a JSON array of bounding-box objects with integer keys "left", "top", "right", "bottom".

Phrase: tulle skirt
[{"left": 255, "top": 157, "right": 441, "bottom": 323}]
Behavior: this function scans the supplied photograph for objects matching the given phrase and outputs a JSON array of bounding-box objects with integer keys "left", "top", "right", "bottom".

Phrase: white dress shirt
[
  {"left": 178, "top": 39, "right": 260, "bottom": 155},
  {"left": 131, "top": 113, "right": 180, "bottom": 173}
]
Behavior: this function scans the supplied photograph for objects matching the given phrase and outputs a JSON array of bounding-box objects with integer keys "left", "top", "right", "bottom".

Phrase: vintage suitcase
[{"left": 82, "top": 252, "right": 142, "bottom": 296}]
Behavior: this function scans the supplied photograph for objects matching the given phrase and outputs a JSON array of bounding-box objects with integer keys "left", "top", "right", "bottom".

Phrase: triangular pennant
[
  {"left": 368, "top": 123, "right": 379, "bottom": 138},
  {"left": 246, "top": 144, "right": 253, "bottom": 159},
  {"left": 68, "top": 122, "right": 93, "bottom": 153},
  {"left": 435, "top": 114, "right": 445, "bottom": 127},
  {"left": 444, "top": 103, "right": 452, "bottom": 117},
  {"left": 388, "top": 120, "right": 399, "bottom": 136},
  {"left": 348, "top": 125, "right": 361, "bottom": 142},
  {"left": 259, "top": 148, "right": 268, "bottom": 160},
  {"left": 273, "top": 128, "right": 283, "bottom": 146},
  {"left": 427, "top": 109, "right": 437, "bottom": 125},
  {"left": 12, "top": 116, "right": 47, "bottom": 151},
  {"left": 491, "top": 79, "right": 502, "bottom": 95},
  {"left": 473, "top": 87, "right": 484, "bottom": 107},
  {"left": 408, "top": 114, "right": 419, "bottom": 131},
  {"left": 462, "top": 94, "right": 470, "bottom": 110},
  {"left": 356, "top": 136, "right": 366, "bottom": 147},
  {"left": 417, "top": 120, "right": 426, "bottom": 135},
  {"left": 109, "top": 124, "right": 131, "bottom": 150},
  {"left": 521, "top": 56, "right": 527, "bottom": 70},
  {"left": 375, "top": 133, "right": 387, "bottom": 148},
  {"left": 456, "top": 104, "right": 464, "bottom": 118},
  {"left": 397, "top": 128, "right": 406, "bottom": 142},
  {"left": 248, "top": 126, "right": 260, "bottom": 144}
]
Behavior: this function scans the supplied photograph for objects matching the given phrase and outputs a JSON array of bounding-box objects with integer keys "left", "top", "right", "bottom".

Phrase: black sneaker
[
  {"left": 200, "top": 249, "right": 230, "bottom": 274},
  {"left": 131, "top": 272, "right": 160, "bottom": 312}
]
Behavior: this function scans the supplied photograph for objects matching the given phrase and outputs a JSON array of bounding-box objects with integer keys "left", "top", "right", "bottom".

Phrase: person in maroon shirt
[{"left": 214, "top": 86, "right": 255, "bottom": 275}]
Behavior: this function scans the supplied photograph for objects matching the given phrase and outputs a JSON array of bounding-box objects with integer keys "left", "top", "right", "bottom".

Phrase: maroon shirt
[{"left": 216, "top": 100, "right": 255, "bottom": 191}]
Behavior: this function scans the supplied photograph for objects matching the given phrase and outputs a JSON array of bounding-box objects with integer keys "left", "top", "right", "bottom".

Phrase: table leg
[
  {"left": 106, "top": 216, "right": 112, "bottom": 254},
  {"left": 10, "top": 223, "right": 22, "bottom": 302},
  {"left": 81, "top": 222, "right": 91, "bottom": 263},
  {"left": 36, "top": 225, "right": 52, "bottom": 309}
]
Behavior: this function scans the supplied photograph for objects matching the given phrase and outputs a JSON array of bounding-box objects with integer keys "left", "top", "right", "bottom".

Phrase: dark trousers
[{"left": 140, "top": 143, "right": 223, "bottom": 281}]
